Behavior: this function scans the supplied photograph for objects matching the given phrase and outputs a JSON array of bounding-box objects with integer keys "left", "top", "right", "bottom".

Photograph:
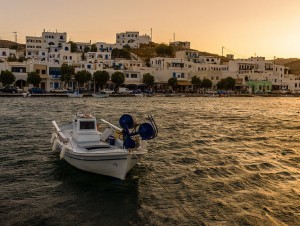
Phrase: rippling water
[{"left": 0, "top": 96, "right": 299, "bottom": 226}]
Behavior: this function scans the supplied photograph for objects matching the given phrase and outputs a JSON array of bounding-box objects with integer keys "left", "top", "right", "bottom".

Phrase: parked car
[
  {"left": 28, "top": 87, "right": 46, "bottom": 94},
  {"left": 0, "top": 86, "right": 20, "bottom": 93},
  {"left": 118, "top": 87, "right": 132, "bottom": 94},
  {"left": 50, "top": 87, "right": 68, "bottom": 93},
  {"left": 101, "top": 88, "right": 115, "bottom": 94}
]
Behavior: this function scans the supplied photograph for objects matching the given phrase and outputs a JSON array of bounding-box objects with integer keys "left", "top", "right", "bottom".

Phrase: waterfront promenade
[{"left": 0, "top": 93, "right": 298, "bottom": 97}]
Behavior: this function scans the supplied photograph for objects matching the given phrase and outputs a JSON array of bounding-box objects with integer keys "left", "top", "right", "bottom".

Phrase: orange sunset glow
[{"left": 1, "top": 0, "right": 300, "bottom": 59}]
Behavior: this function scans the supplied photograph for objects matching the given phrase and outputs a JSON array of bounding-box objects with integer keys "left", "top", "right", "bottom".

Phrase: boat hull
[{"left": 55, "top": 140, "right": 144, "bottom": 180}]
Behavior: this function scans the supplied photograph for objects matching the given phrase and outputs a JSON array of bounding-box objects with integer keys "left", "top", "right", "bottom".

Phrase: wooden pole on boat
[{"left": 100, "top": 119, "right": 122, "bottom": 132}]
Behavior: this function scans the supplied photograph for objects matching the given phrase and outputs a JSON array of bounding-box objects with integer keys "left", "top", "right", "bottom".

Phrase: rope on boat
[{"left": 132, "top": 152, "right": 203, "bottom": 226}]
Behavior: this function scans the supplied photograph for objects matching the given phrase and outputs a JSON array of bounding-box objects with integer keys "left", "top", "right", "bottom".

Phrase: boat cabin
[{"left": 72, "top": 114, "right": 100, "bottom": 142}]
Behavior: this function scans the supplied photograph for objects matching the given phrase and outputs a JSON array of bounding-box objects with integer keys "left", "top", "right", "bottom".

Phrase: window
[
  {"left": 12, "top": 67, "right": 26, "bottom": 73},
  {"left": 42, "top": 70, "right": 46, "bottom": 74},
  {"left": 80, "top": 121, "right": 95, "bottom": 130},
  {"left": 131, "top": 74, "right": 137, "bottom": 78}
]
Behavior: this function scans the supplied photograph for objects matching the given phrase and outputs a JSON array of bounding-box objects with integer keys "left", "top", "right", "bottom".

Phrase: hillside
[
  {"left": 129, "top": 42, "right": 229, "bottom": 64},
  {"left": 0, "top": 40, "right": 25, "bottom": 50},
  {"left": 284, "top": 60, "right": 300, "bottom": 75},
  {"left": 1, "top": 39, "right": 299, "bottom": 74}
]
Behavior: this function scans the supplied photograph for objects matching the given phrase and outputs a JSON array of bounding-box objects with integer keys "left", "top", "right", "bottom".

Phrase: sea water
[{"left": 0, "top": 96, "right": 299, "bottom": 225}]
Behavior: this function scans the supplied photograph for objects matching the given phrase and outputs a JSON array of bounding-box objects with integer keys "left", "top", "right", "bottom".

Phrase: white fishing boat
[
  {"left": 92, "top": 92, "right": 109, "bottom": 98},
  {"left": 68, "top": 91, "right": 83, "bottom": 98},
  {"left": 50, "top": 112, "right": 157, "bottom": 180}
]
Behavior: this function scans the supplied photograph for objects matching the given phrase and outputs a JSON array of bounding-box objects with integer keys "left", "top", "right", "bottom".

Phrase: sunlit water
[{"left": 0, "top": 96, "right": 299, "bottom": 226}]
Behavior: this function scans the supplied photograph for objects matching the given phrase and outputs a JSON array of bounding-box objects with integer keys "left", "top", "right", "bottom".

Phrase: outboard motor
[{"left": 119, "top": 114, "right": 158, "bottom": 149}]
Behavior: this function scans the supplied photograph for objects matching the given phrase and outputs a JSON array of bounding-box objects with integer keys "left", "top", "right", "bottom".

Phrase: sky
[{"left": 1, "top": 0, "right": 300, "bottom": 59}]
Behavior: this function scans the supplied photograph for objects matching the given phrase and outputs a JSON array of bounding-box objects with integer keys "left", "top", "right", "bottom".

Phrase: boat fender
[
  {"left": 52, "top": 139, "right": 58, "bottom": 151},
  {"left": 115, "top": 130, "right": 123, "bottom": 140},
  {"left": 50, "top": 132, "right": 56, "bottom": 144},
  {"left": 60, "top": 145, "right": 67, "bottom": 159}
]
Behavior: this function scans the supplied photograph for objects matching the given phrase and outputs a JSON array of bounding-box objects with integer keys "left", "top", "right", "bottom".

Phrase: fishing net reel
[{"left": 119, "top": 114, "right": 158, "bottom": 149}]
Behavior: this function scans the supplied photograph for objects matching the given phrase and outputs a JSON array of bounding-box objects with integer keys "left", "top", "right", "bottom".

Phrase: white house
[
  {"left": 25, "top": 36, "right": 48, "bottom": 60},
  {"left": 170, "top": 41, "right": 190, "bottom": 49},
  {"left": 116, "top": 31, "right": 150, "bottom": 48},
  {"left": 0, "top": 48, "right": 17, "bottom": 61},
  {"left": 95, "top": 42, "right": 118, "bottom": 52},
  {"left": 75, "top": 41, "right": 91, "bottom": 52}
]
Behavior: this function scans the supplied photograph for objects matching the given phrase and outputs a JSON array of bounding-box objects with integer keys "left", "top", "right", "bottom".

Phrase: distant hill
[{"left": 0, "top": 40, "right": 25, "bottom": 50}]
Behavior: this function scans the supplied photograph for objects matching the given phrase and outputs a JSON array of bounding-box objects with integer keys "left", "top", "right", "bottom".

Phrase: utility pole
[
  {"left": 13, "top": 32, "right": 17, "bottom": 43},
  {"left": 222, "top": 46, "right": 224, "bottom": 57}
]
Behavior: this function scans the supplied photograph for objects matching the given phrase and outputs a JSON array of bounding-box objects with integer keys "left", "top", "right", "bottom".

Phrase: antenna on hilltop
[{"left": 13, "top": 32, "right": 17, "bottom": 43}]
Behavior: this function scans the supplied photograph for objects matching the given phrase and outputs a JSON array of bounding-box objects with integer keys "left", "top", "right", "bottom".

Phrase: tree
[
  {"left": 155, "top": 44, "right": 174, "bottom": 57},
  {"left": 93, "top": 70, "right": 110, "bottom": 90},
  {"left": 111, "top": 48, "right": 131, "bottom": 59},
  {"left": 60, "top": 64, "right": 75, "bottom": 88},
  {"left": 7, "top": 55, "right": 17, "bottom": 62},
  {"left": 91, "top": 44, "right": 97, "bottom": 52},
  {"left": 75, "top": 70, "right": 92, "bottom": 87},
  {"left": 216, "top": 77, "right": 236, "bottom": 90},
  {"left": 0, "top": 70, "right": 16, "bottom": 86},
  {"left": 191, "top": 76, "right": 202, "bottom": 93},
  {"left": 84, "top": 46, "right": 91, "bottom": 53},
  {"left": 202, "top": 78, "right": 212, "bottom": 90},
  {"left": 111, "top": 71, "right": 125, "bottom": 88},
  {"left": 143, "top": 73, "right": 155, "bottom": 89},
  {"left": 168, "top": 77, "right": 177, "bottom": 92},
  {"left": 27, "top": 71, "right": 41, "bottom": 87},
  {"left": 68, "top": 41, "right": 77, "bottom": 52}
]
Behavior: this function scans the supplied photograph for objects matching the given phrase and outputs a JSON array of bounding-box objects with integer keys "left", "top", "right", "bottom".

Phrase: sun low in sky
[{"left": 1, "top": 0, "right": 300, "bottom": 59}]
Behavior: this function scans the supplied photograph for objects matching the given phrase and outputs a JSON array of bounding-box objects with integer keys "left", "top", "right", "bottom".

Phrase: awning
[{"left": 177, "top": 81, "right": 192, "bottom": 86}]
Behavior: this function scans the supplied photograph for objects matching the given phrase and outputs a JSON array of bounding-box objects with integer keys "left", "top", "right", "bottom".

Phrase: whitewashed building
[
  {"left": 170, "top": 41, "right": 190, "bottom": 49},
  {"left": 0, "top": 48, "right": 17, "bottom": 61},
  {"left": 75, "top": 41, "right": 91, "bottom": 52},
  {"left": 116, "top": 31, "right": 150, "bottom": 48}
]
